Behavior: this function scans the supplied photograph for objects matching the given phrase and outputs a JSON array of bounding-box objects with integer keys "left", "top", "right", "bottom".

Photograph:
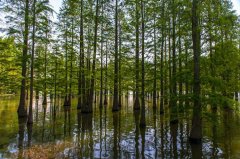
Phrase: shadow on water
[{"left": 0, "top": 96, "right": 240, "bottom": 158}]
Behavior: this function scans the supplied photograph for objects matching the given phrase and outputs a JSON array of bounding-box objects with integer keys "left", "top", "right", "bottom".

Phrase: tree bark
[
  {"left": 84, "top": 0, "right": 99, "bottom": 113},
  {"left": 189, "top": 0, "right": 202, "bottom": 143},
  {"left": 112, "top": 0, "right": 119, "bottom": 112},
  {"left": 134, "top": 0, "right": 140, "bottom": 110},
  {"left": 18, "top": 0, "right": 29, "bottom": 118},
  {"left": 28, "top": 0, "right": 36, "bottom": 124},
  {"left": 140, "top": 0, "right": 146, "bottom": 127}
]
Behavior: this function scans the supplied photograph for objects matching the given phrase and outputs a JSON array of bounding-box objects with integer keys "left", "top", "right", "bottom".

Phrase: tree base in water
[
  {"left": 17, "top": 107, "right": 27, "bottom": 118},
  {"left": 140, "top": 123, "right": 146, "bottom": 128},
  {"left": 77, "top": 103, "right": 81, "bottom": 109},
  {"left": 81, "top": 110, "right": 93, "bottom": 114},
  {"left": 189, "top": 137, "right": 202, "bottom": 144},
  {"left": 112, "top": 107, "right": 119, "bottom": 112},
  {"left": 170, "top": 119, "right": 179, "bottom": 124},
  {"left": 104, "top": 99, "right": 108, "bottom": 105}
]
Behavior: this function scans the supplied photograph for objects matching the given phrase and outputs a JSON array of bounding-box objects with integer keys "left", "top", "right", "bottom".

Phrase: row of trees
[{"left": 0, "top": 0, "right": 240, "bottom": 143}]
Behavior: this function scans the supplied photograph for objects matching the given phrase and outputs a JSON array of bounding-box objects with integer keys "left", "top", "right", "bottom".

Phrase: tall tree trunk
[
  {"left": 118, "top": 19, "right": 122, "bottom": 108},
  {"left": 140, "top": 0, "right": 146, "bottom": 127},
  {"left": 178, "top": 20, "right": 183, "bottom": 111},
  {"left": 64, "top": 21, "right": 69, "bottom": 107},
  {"left": 28, "top": 0, "right": 36, "bottom": 124},
  {"left": 85, "top": 0, "right": 99, "bottom": 113},
  {"left": 153, "top": 15, "right": 157, "bottom": 109},
  {"left": 100, "top": 2, "right": 104, "bottom": 108},
  {"left": 189, "top": 0, "right": 202, "bottom": 143},
  {"left": 77, "top": 0, "right": 83, "bottom": 109},
  {"left": 170, "top": 0, "right": 178, "bottom": 124},
  {"left": 185, "top": 41, "right": 189, "bottom": 106},
  {"left": 43, "top": 32, "right": 48, "bottom": 105},
  {"left": 104, "top": 40, "right": 108, "bottom": 105},
  {"left": 69, "top": 18, "right": 74, "bottom": 107},
  {"left": 168, "top": 17, "right": 172, "bottom": 105},
  {"left": 134, "top": 0, "right": 140, "bottom": 110},
  {"left": 207, "top": 5, "right": 216, "bottom": 111},
  {"left": 112, "top": 0, "right": 119, "bottom": 112},
  {"left": 160, "top": 0, "right": 165, "bottom": 114},
  {"left": 18, "top": 0, "right": 29, "bottom": 118}
]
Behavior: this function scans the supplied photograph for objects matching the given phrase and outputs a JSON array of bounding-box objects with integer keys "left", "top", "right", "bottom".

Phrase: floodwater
[{"left": 0, "top": 96, "right": 240, "bottom": 158}]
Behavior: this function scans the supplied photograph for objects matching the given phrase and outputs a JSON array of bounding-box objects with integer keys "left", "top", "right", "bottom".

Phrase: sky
[
  {"left": 49, "top": 0, "right": 62, "bottom": 14},
  {"left": 232, "top": 0, "right": 240, "bottom": 15},
  {"left": 49, "top": 0, "right": 240, "bottom": 15}
]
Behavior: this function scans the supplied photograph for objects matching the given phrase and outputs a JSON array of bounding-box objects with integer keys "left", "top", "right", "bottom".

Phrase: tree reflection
[
  {"left": 81, "top": 113, "right": 93, "bottom": 158},
  {"left": 134, "top": 110, "right": 140, "bottom": 158},
  {"left": 18, "top": 117, "right": 26, "bottom": 159},
  {"left": 113, "top": 111, "right": 119, "bottom": 158},
  {"left": 190, "top": 142, "right": 202, "bottom": 159}
]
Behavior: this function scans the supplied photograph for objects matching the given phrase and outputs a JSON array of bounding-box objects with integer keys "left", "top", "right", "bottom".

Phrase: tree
[
  {"left": 28, "top": 0, "right": 37, "bottom": 124},
  {"left": 134, "top": 0, "right": 140, "bottom": 110},
  {"left": 140, "top": 0, "right": 146, "bottom": 127},
  {"left": 18, "top": 0, "right": 30, "bottom": 118},
  {"left": 189, "top": 0, "right": 202, "bottom": 143},
  {"left": 84, "top": 0, "right": 99, "bottom": 113},
  {"left": 112, "top": 0, "right": 119, "bottom": 112}
]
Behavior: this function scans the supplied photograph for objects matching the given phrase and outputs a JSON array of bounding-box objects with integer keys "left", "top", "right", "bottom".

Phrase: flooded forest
[{"left": 0, "top": 0, "right": 240, "bottom": 158}]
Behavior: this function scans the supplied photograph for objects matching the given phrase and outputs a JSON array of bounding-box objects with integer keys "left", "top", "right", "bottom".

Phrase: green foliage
[{"left": 0, "top": 37, "right": 21, "bottom": 94}]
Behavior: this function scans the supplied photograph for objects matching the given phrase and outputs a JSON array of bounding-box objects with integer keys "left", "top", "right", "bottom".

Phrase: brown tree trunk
[
  {"left": 85, "top": 0, "right": 99, "bottom": 113},
  {"left": 112, "top": 0, "right": 119, "bottom": 112},
  {"left": 28, "top": 0, "right": 36, "bottom": 124},
  {"left": 18, "top": 0, "right": 29, "bottom": 118},
  {"left": 134, "top": 0, "right": 140, "bottom": 110},
  {"left": 170, "top": 0, "right": 178, "bottom": 124},
  {"left": 140, "top": 0, "right": 146, "bottom": 127},
  {"left": 189, "top": 0, "right": 202, "bottom": 143}
]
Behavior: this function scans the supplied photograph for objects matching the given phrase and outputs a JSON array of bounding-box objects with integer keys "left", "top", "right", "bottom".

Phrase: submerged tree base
[
  {"left": 81, "top": 105, "right": 93, "bottom": 114},
  {"left": 17, "top": 107, "right": 27, "bottom": 118},
  {"left": 189, "top": 137, "right": 202, "bottom": 144},
  {"left": 77, "top": 102, "right": 81, "bottom": 110},
  {"left": 160, "top": 110, "right": 164, "bottom": 115},
  {"left": 112, "top": 107, "right": 119, "bottom": 112},
  {"left": 170, "top": 119, "right": 179, "bottom": 125}
]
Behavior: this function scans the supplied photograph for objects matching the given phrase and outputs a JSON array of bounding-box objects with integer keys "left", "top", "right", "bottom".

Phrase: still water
[{"left": 0, "top": 96, "right": 240, "bottom": 158}]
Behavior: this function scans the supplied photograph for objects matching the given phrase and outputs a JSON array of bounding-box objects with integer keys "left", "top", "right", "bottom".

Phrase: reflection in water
[
  {"left": 134, "top": 110, "right": 140, "bottom": 159},
  {"left": 42, "top": 104, "right": 47, "bottom": 142},
  {"left": 0, "top": 97, "right": 240, "bottom": 158},
  {"left": 190, "top": 142, "right": 202, "bottom": 159},
  {"left": 18, "top": 117, "right": 26, "bottom": 149},
  {"left": 113, "top": 112, "right": 119, "bottom": 158},
  {"left": 27, "top": 123, "right": 32, "bottom": 147},
  {"left": 170, "top": 121, "right": 178, "bottom": 159},
  {"left": 17, "top": 117, "right": 26, "bottom": 159}
]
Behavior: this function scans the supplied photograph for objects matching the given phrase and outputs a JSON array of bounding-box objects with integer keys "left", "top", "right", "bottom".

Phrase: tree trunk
[
  {"left": 43, "top": 32, "right": 48, "bottom": 105},
  {"left": 112, "top": 0, "right": 119, "bottom": 112},
  {"left": 100, "top": 6, "right": 103, "bottom": 108},
  {"left": 160, "top": 0, "right": 165, "bottom": 114},
  {"left": 85, "top": 0, "right": 99, "bottom": 113},
  {"left": 153, "top": 15, "right": 157, "bottom": 109},
  {"left": 18, "top": 0, "right": 29, "bottom": 118},
  {"left": 118, "top": 19, "right": 122, "bottom": 108},
  {"left": 28, "top": 0, "right": 36, "bottom": 124},
  {"left": 170, "top": 0, "right": 178, "bottom": 124},
  {"left": 189, "top": 0, "right": 202, "bottom": 143},
  {"left": 77, "top": 0, "right": 86, "bottom": 110},
  {"left": 64, "top": 21, "right": 69, "bottom": 107},
  {"left": 140, "top": 0, "right": 146, "bottom": 128},
  {"left": 134, "top": 0, "right": 140, "bottom": 110},
  {"left": 104, "top": 41, "right": 108, "bottom": 105}
]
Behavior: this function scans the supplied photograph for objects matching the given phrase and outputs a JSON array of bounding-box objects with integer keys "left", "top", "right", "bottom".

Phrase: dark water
[{"left": 0, "top": 96, "right": 240, "bottom": 158}]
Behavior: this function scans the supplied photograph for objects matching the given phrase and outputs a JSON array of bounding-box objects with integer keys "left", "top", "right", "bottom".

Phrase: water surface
[{"left": 0, "top": 96, "right": 240, "bottom": 158}]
